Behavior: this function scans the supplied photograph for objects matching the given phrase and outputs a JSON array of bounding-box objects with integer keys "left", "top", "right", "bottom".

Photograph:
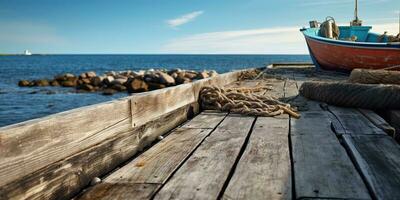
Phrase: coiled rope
[{"left": 200, "top": 86, "right": 300, "bottom": 118}]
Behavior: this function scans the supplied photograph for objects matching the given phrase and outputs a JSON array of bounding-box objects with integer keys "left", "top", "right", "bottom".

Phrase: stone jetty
[{"left": 18, "top": 69, "right": 218, "bottom": 95}]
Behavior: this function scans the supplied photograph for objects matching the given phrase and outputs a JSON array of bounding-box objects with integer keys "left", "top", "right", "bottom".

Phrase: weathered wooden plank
[
  {"left": 0, "top": 98, "right": 131, "bottom": 188},
  {"left": 154, "top": 115, "right": 255, "bottom": 200},
  {"left": 291, "top": 111, "right": 371, "bottom": 199},
  {"left": 181, "top": 112, "right": 227, "bottom": 129},
  {"left": 78, "top": 183, "right": 161, "bottom": 200},
  {"left": 131, "top": 83, "right": 196, "bottom": 128},
  {"left": 76, "top": 112, "right": 226, "bottom": 200},
  {"left": 103, "top": 128, "right": 218, "bottom": 184},
  {"left": 222, "top": 117, "right": 291, "bottom": 200},
  {"left": 130, "top": 70, "right": 242, "bottom": 129},
  {"left": 358, "top": 109, "right": 395, "bottom": 137},
  {"left": 329, "top": 106, "right": 386, "bottom": 136},
  {"left": 343, "top": 135, "right": 400, "bottom": 200},
  {"left": 381, "top": 110, "right": 400, "bottom": 142},
  {"left": 0, "top": 103, "right": 198, "bottom": 200}
]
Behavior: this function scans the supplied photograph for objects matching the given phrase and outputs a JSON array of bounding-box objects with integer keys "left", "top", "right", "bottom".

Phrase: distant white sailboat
[{"left": 24, "top": 50, "right": 32, "bottom": 55}]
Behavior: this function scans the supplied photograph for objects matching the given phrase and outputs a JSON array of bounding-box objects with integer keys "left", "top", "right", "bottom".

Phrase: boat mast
[{"left": 351, "top": 0, "right": 362, "bottom": 26}]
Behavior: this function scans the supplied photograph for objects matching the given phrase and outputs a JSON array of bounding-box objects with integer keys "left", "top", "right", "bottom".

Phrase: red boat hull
[{"left": 305, "top": 37, "right": 400, "bottom": 71}]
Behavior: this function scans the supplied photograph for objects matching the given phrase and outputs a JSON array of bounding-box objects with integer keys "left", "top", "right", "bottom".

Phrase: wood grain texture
[
  {"left": 131, "top": 70, "right": 242, "bottom": 128},
  {"left": 0, "top": 98, "right": 131, "bottom": 188},
  {"left": 0, "top": 103, "right": 197, "bottom": 200},
  {"left": 180, "top": 112, "right": 227, "bottom": 129},
  {"left": 78, "top": 183, "right": 161, "bottom": 200},
  {"left": 154, "top": 115, "right": 255, "bottom": 200},
  {"left": 222, "top": 117, "right": 291, "bottom": 200},
  {"left": 104, "top": 128, "right": 217, "bottom": 184},
  {"left": 343, "top": 135, "right": 400, "bottom": 200},
  {"left": 291, "top": 111, "right": 371, "bottom": 199},
  {"left": 328, "top": 106, "right": 386, "bottom": 136},
  {"left": 358, "top": 109, "right": 395, "bottom": 137},
  {"left": 131, "top": 83, "right": 196, "bottom": 128}
]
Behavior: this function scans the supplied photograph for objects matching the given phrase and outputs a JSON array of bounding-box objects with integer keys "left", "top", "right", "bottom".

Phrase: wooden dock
[{"left": 1, "top": 65, "right": 400, "bottom": 200}]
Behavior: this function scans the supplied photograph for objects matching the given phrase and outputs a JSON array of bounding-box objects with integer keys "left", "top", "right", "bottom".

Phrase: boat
[
  {"left": 301, "top": 0, "right": 400, "bottom": 71},
  {"left": 24, "top": 50, "right": 32, "bottom": 56}
]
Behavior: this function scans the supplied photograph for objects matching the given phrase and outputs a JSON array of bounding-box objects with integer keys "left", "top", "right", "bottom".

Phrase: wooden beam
[
  {"left": 328, "top": 106, "right": 386, "bottom": 136},
  {"left": 154, "top": 115, "right": 255, "bottom": 200},
  {"left": 102, "top": 127, "right": 224, "bottom": 184},
  {"left": 222, "top": 116, "right": 291, "bottom": 200},
  {"left": 291, "top": 111, "right": 371, "bottom": 199},
  {"left": 358, "top": 109, "right": 395, "bottom": 137},
  {"left": 343, "top": 135, "right": 400, "bottom": 199},
  {"left": 77, "top": 183, "right": 161, "bottom": 200},
  {"left": 75, "top": 112, "right": 226, "bottom": 200},
  {"left": 0, "top": 98, "right": 131, "bottom": 188},
  {"left": 0, "top": 69, "right": 244, "bottom": 199},
  {"left": 0, "top": 103, "right": 198, "bottom": 200},
  {"left": 180, "top": 112, "right": 227, "bottom": 129}
]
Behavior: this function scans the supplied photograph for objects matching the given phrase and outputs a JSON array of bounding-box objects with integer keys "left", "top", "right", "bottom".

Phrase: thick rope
[
  {"left": 200, "top": 86, "right": 300, "bottom": 118},
  {"left": 299, "top": 81, "right": 400, "bottom": 109}
]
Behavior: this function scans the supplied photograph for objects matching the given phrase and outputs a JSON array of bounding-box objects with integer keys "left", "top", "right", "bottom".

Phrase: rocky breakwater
[{"left": 18, "top": 69, "right": 218, "bottom": 95}]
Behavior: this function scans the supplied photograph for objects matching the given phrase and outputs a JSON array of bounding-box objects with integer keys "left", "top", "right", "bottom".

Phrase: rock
[
  {"left": 103, "top": 76, "right": 115, "bottom": 86},
  {"left": 79, "top": 73, "right": 87, "bottom": 79},
  {"left": 102, "top": 88, "right": 117, "bottom": 95},
  {"left": 171, "top": 72, "right": 178, "bottom": 79},
  {"left": 86, "top": 71, "right": 97, "bottom": 78},
  {"left": 157, "top": 72, "right": 175, "bottom": 85},
  {"left": 209, "top": 70, "right": 218, "bottom": 77},
  {"left": 132, "top": 70, "right": 145, "bottom": 77},
  {"left": 50, "top": 80, "right": 60, "bottom": 86},
  {"left": 54, "top": 75, "right": 67, "bottom": 82},
  {"left": 175, "top": 76, "right": 191, "bottom": 84},
  {"left": 114, "top": 74, "right": 128, "bottom": 79},
  {"left": 197, "top": 71, "right": 209, "bottom": 79},
  {"left": 184, "top": 72, "right": 197, "bottom": 79},
  {"left": 112, "top": 78, "right": 128, "bottom": 85},
  {"left": 127, "top": 78, "right": 148, "bottom": 93},
  {"left": 111, "top": 84, "right": 127, "bottom": 91},
  {"left": 144, "top": 73, "right": 159, "bottom": 83},
  {"left": 35, "top": 79, "right": 50, "bottom": 87},
  {"left": 64, "top": 73, "right": 75, "bottom": 78},
  {"left": 106, "top": 71, "right": 117, "bottom": 76},
  {"left": 18, "top": 80, "right": 31, "bottom": 87},
  {"left": 81, "top": 78, "right": 91, "bottom": 84},
  {"left": 91, "top": 77, "right": 103, "bottom": 87},
  {"left": 78, "top": 84, "right": 95, "bottom": 91},
  {"left": 61, "top": 80, "right": 76, "bottom": 87},
  {"left": 120, "top": 70, "right": 132, "bottom": 76},
  {"left": 168, "top": 68, "right": 182, "bottom": 75},
  {"left": 148, "top": 82, "right": 166, "bottom": 90}
]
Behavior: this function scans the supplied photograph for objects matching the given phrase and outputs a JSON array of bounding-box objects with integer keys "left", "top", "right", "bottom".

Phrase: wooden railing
[{"left": 0, "top": 69, "right": 248, "bottom": 200}]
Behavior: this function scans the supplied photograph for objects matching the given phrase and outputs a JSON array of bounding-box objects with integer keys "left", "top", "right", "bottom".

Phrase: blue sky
[{"left": 0, "top": 0, "right": 399, "bottom": 54}]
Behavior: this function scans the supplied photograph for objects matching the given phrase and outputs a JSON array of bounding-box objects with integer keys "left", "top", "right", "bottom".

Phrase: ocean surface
[{"left": 0, "top": 54, "right": 311, "bottom": 127}]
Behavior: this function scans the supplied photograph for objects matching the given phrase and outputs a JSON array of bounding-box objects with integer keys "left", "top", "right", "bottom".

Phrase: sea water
[{"left": 0, "top": 54, "right": 310, "bottom": 127}]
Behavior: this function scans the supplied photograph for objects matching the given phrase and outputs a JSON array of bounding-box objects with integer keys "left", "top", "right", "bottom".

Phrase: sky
[{"left": 0, "top": 0, "right": 399, "bottom": 54}]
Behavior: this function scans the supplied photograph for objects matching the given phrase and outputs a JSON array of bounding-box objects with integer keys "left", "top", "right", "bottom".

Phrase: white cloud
[
  {"left": 371, "top": 23, "right": 399, "bottom": 35},
  {"left": 161, "top": 26, "right": 307, "bottom": 54},
  {"left": 161, "top": 22, "right": 398, "bottom": 54},
  {"left": 166, "top": 11, "right": 204, "bottom": 28}
]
